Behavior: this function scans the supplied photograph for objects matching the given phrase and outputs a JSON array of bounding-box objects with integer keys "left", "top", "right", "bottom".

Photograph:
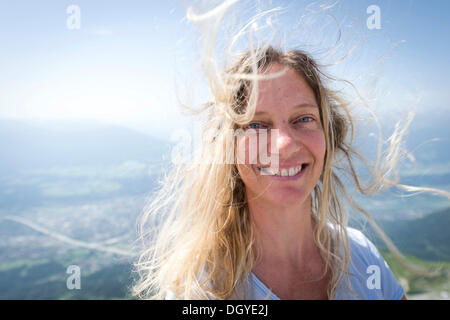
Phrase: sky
[{"left": 0, "top": 0, "right": 449, "bottom": 140}]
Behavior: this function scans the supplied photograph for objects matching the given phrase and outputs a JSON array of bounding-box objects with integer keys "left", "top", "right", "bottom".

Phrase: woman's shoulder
[
  {"left": 327, "top": 223, "right": 383, "bottom": 262},
  {"left": 345, "top": 227, "right": 383, "bottom": 262},
  {"left": 327, "top": 224, "right": 380, "bottom": 261},
  {"left": 336, "top": 226, "right": 405, "bottom": 300}
]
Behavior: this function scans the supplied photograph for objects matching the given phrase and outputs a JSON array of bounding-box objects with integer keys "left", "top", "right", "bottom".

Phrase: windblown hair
[{"left": 131, "top": 43, "right": 420, "bottom": 300}]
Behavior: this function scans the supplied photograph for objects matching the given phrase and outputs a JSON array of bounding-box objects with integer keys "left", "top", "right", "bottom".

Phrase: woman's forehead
[{"left": 255, "top": 64, "right": 318, "bottom": 112}]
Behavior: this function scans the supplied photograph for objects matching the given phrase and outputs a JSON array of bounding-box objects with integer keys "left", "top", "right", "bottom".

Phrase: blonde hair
[{"left": 132, "top": 3, "right": 447, "bottom": 300}]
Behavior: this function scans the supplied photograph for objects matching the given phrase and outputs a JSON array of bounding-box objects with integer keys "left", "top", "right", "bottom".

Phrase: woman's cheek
[
  {"left": 300, "top": 128, "right": 326, "bottom": 164},
  {"left": 315, "top": 130, "right": 327, "bottom": 160}
]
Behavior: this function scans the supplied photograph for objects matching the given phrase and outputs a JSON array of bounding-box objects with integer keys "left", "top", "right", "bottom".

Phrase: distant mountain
[
  {"left": 0, "top": 119, "right": 175, "bottom": 211},
  {"left": 346, "top": 110, "right": 450, "bottom": 220},
  {"left": 0, "top": 119, "right": 172, "bottom": 178},
  {"left": 360, "top": 207, "right": 450, "bottom": 261},
  {"left": 353, "top": 109, "right": 450, "bottom": 170}
]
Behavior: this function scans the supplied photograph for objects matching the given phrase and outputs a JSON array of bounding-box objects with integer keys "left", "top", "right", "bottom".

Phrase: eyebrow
[{"left": 254, "top": 103, "right": 318, "bottom": 116}]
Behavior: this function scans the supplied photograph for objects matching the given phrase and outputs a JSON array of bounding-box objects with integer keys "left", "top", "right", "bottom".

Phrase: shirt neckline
[{"left": 250, "top": 272, "right": 280, "bottom": 300}]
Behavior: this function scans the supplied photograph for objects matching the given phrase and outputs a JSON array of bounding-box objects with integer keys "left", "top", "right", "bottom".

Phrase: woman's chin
[{"left": 263, "top": 188, "right": 309, "bottom": 206}]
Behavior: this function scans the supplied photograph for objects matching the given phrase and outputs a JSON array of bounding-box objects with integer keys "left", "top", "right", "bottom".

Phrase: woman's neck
[
  {"left": 248, "top": 197, "right": 330, "bottom": 299},
  {"left": 248, "top": 196, "right": 318, "bottom": 271}
]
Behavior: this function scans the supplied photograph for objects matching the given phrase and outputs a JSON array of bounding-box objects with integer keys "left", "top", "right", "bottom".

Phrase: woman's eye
[
  {"left": 247, "top": 123, "right": 265, "bottom": 129},
  {"left": 297, "top": 116, "right": 314, "bottom": 123}
]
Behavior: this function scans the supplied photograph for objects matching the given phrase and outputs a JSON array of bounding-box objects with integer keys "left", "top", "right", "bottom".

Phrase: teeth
[
  {"left": 259, "top": 165, "right": 303, "bottom": 177},
  {"left": 260, "top": 167, "right": 274, "bottom": 175}
]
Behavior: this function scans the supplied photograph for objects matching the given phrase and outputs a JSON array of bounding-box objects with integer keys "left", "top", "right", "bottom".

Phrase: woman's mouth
[{"left": 257, "top": 164, "right": 309, "bottom": 180}]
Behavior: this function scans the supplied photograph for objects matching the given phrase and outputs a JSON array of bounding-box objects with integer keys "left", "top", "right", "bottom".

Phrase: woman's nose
[{"left": 273, "top": 124, "right": 301, "bottom": 159}]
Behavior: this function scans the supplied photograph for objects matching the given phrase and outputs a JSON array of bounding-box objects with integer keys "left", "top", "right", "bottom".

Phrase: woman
[{"left": 132, "top": 46, "right": 407, "bottom": 300}]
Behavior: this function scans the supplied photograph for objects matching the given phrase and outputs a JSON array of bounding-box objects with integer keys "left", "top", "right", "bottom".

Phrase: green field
[
  {"left": 381, "top": 250, "right": 450, "bottom": 299},
  {"left": 0, "top": 251, "right": 135, "bottom": 300}
]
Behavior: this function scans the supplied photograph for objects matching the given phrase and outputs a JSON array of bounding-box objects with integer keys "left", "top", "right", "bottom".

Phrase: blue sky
[{"left": 0, "top": 0, "right": 448, "bottom": 139}]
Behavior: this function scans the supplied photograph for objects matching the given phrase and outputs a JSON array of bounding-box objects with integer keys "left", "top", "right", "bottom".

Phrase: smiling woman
[{"left": 132, "top": 44, "right": 411, "bottom": 300}]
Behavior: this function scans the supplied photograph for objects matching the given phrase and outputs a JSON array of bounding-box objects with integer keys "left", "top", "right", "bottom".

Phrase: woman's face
[{"left": 236, "top": 63, "right": 326, "bottom": 207}]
